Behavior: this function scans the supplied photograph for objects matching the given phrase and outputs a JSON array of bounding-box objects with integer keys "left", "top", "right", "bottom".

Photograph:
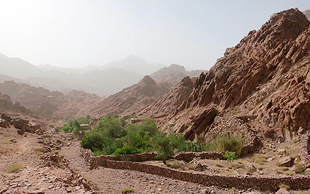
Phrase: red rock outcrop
[{"left": 142, "top": 8, "right": 310, "bottom": 141}]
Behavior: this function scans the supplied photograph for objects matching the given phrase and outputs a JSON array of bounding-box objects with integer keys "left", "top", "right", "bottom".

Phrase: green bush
[
  {"left": 80, "top": 130, "right": 105, "bottom": 151},
  {"left": 152, "top": 132, "right": 187, "bottom": 164},
  {"left": 63, "top": 124, "right": 73, "bottom": 133},
  {"left": 79, "top": 116, "right": 238, "bottom": 158},
  {"left": 113, "top": 145, "right": 141, "bottom": 155},
  {"left": 222, "top": 150, "right": 237, "bottom": 162}
]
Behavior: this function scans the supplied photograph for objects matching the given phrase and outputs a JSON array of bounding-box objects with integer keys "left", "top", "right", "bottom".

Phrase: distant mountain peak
[{"left": 140, "top": 75, "right": 157, "bottom": 85}]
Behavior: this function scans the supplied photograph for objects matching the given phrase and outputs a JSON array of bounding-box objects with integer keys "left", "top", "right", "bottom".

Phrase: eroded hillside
[{"left": 141, "top": 8, "right": 310, "bottom": 142}]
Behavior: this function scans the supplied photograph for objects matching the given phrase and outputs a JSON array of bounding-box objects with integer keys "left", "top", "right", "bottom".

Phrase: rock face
[
  {"left": 150, "top": 64, "right": 206, "bottom": 88},
  {"left": 140, "top": 76, "right": 195, "bottom": 121},
  {"left": 304, "top": 9, "right": 310, "bottom": 21},
  {"left": 0, "top": 92, "right": 30, "bottom": 114},
  {"left": 142, "top": 8, "right": 310, "bottom": 141},
  {"left": 48, "top": 90, "right": 102, "bottom": 120},
  {"left": 90, "top": 76, "right": 170, "bottom": 117}
]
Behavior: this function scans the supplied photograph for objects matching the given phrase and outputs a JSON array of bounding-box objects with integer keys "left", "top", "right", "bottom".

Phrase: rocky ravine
[{"left": 140, "top": 8, "right": 310, "bottom": 142}]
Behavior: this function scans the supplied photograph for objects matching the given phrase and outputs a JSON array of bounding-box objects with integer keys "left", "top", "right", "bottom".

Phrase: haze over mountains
[
  {"left": 0, "top": 53, "right": 206, "bottom": 119},
  {"left": 0, "top": 53, "right": 203, "bottom": 97}
]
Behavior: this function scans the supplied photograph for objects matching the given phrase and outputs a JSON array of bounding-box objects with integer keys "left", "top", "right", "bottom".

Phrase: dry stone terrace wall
[
  {"left": 80, "top": 134, "right": 310, "bottom": 191},
  {"left": 80, "top": 147, "right": 310, "bottom": 191},
  {"left": 105, "top": 160, "right": 310, "bottom": 191},
  {"left": 301, "top": 134, "right": 310, "bottom": 167}
]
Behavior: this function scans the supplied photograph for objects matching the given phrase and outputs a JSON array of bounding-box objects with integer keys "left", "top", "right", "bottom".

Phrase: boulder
[
  {"left": 279, "top": 156, "right": 293, "bottom": 167},
  {"left": 194, "top": 163, "right": 204, "bottom": 171},
  {"left": 245, "top": 164, "right": 257, "bottom": 173},
  {"left": 25, "top": 123, "right": 41, "bottom": 133},
  {"left": 1, "top": 114, "right": 12, "bottom": 122},
  {"left": 12, "top": 118, "right": 29, "bottom": 130},
  {"left": 0, "top": 118, "right": 10, "bottom": 128},
  {"left": 278, "top": 149, "right": 286, "bottom": 155},
  {"left": 17, "top": 128, "right": 25, "bottom": 135}
]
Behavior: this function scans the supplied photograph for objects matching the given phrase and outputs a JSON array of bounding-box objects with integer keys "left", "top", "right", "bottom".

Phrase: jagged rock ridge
[
  {"left": 90, "top": 76, "right": 170, "bottom": 117},
  {"left": 150, "top": 64, "right": 206, "bottom": 88},
  {"left": 142, "top": 8, "right": 310, "bottom": 141}
]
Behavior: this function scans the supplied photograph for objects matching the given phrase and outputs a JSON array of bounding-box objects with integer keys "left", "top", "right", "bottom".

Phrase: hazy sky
[{"left": 0, "top": 0, "right": 309, "bottom": 70}]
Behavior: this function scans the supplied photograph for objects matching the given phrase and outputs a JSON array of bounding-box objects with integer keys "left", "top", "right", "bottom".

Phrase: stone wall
[
  {"left": 301, "top": 134, "right": 310, "bottom": 167},
  {"left": 80, "top": 147, "right": 310, "bottom": 191},
  {"left": 174, "top": 151, "right": 224, "bottom": 162}
]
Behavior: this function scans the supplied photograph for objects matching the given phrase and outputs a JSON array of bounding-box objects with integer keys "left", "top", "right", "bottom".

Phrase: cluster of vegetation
[
  {"left": 58, "top": 115, "right": 92, "bottom": 135},
  {"left": 80, "top": 116, "right": 193, "bottom": 163},
  {"left": 73, "top": 115, "right": 245, "bottom": 163}
]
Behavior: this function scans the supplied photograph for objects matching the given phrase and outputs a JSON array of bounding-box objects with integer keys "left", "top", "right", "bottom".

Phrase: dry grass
[
  {"left": 187, "top": 163, "right": 197, "bottom": 170},
  {"left": 6, "top": 163, "right": 24, "bottom": 173},
  {"left": 252, "top": 154, "right": 267, "bottom": 165},
  {"left": 297, "top": 191, "right": 310, "bottom": 194},
  {"left": 166, "top": 159, "right": 186, "bottom": 170},
  {"left": 121, "top": 188, "right": 135, "bottom": 194},
  {"left": 295, "top": 163, "right": 306, "bottom": 173},
  {"left": 215, "top": 163, "right": 225, "bottom": 168},
  {"left": 34, "top": 150, "right": 43, "bottom": 155},
  {"left": 279, "top": 183, "right": 290, "bottom": 189}
]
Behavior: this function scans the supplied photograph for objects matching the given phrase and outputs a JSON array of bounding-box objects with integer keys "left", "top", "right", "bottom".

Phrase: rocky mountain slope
[
  {"left": 141, "top": 8, "right": 310, "bottom": 141},
  {"left": 0, "top": 81, "right": 102, "bottom": 119},
  {"left": 150, "top": 64, "right": 205, "bottom": 87},
  {"left": 304, "top": 9, "right": 310, "bottom": 21},
  {"left": 0, "top": 92, "right": 30, "bottom": 114},
  {"left": 90, "top": 76, "right": 170, "bottom": 117},
  {"left": 141, "top": 76, "right": 196, "bottom": 120}
]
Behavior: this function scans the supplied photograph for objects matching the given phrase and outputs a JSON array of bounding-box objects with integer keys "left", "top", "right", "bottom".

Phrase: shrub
[
  {"left": 295, "top": 163, "right": 306, "bottom": 173},
  {"left": 54, "top": 127, "right": 61, "bottom": 133},
  {"left": 113, "top": 145, "right": 141, "bottom": 155},
  {"left": 222, "top": 151, "right": 237, "bottom": 162},
  {"left": 121, "top": 188, "right": 135, "bottom": 194},
  {"left": 80, "top": 130, "right": 105, "bottom": 152},
  {"left": 213, "top": 133, "right": 245, "bottom": 156},
  {"left": 95, "top": 116, "right": 126, "bottom": 138},
  {"left": 6, "top": 163, "right": 24, "bottom": 173},
  {"left": 152, "top": 132, "right": 186, "bottom": 164},
  {"left": 63, "top": 124, "right": 73, "bottom": 133}
]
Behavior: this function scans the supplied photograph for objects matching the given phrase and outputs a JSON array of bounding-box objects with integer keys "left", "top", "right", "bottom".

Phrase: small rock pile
[{"left": 0, "top": 113, "right": 43, "bottom": 135}]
